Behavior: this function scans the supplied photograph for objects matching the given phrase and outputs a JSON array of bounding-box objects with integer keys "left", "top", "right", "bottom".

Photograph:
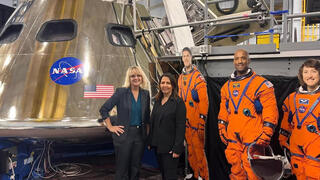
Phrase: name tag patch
[
  {"left": 299, "top": 98, "right": 309, "bottom": 105},
  {"left": 233, "top": 83, "right": 240, "bottom": 88}
]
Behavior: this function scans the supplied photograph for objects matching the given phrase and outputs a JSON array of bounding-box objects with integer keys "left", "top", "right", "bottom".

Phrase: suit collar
[
  {"left": 298, "top": 85, "right": 320, "bottom": 94},
  {"left": 182, "top": 65, "right": 198, "bottom": 75},
  {"left": 230, "top": 68, "right": 254, "bottom": 81},
  {"left": 126, "top": 88, "right": 132, "bottom": 122}
]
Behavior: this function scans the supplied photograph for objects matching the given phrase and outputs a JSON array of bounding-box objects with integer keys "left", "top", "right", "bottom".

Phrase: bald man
[{"left": 218, "top": 49, "right": 279, "bottom": 180}]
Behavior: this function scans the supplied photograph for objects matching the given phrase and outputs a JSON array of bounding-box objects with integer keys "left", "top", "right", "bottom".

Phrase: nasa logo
[
  {"left": 50, "top": 57, "right": 84, "bottom": 85},
  {"left": 298, "top": 106, "right": 306, "bottom": 113},
  {"left": 232, "top": 90, "right": 239, "bottom": 97}
]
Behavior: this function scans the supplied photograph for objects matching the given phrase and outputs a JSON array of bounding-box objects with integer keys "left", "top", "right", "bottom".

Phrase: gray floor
[{"left": 49, "top": 155, "right": 185, "bottom": 180}]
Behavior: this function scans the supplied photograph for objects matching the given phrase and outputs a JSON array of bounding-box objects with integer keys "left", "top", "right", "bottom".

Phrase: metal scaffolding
[
  {"left": 132, "top": 0, "right": 320, "bottom": 43},
  {"left": 129, "top": 0, "right": 320, "bottom": 60}
]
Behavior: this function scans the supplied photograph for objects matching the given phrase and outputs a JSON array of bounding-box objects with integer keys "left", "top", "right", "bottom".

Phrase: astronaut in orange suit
[
  {"left": 279, "top": 59, "right": 320, "bottom": 180},
  {"left": 218, "top": 49, "right": 278, "bottom": 180},
  {"left": 178, "top": 47, "right": 209, "bottom": 180}
]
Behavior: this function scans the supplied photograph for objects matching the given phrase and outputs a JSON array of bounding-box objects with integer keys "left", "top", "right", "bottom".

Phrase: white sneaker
[{"left": 198, "top": 176, "right": 203, "bottom": 180}]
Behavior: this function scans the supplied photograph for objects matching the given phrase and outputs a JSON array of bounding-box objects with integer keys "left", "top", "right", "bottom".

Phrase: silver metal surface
[
  {"left": 207, "top": 0, "right": 234, "bottom": 4},
  {"left": 0, "top": 0, "right": 151, "bottom": 139},
  {"left": 199, "top": 55, "right": 312, "bottom": 77},
  {"left": 269, "top": 0, "right": 274, "bottom": 44},
  {"left": 287, "top": 11, "right": 320, "bottom": 19},
  {"left": 282, "top": 0, "right": 288, "bottom": 43},
  {"left": 208, "top": 44, "right": 278, "bottom": 55},
  {"left": 288, "top": 0, "right": 293, "bottom": 42},
  {"left": 134, "top": 12, "right": 264, "bottom": 34},
  {"left": 280, "top": 41, "right": 320, "bottom": 51},
  {"left": 204, "top": 0, "right": 209, "bottom": 45}
]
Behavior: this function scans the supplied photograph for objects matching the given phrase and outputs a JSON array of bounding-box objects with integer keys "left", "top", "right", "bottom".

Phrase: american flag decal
[{"left": 84, "top": 85, "right": 114, "bottom": 98}]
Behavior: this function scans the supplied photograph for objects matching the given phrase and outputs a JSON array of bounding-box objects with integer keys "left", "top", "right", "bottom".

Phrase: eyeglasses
[{"left": 130, "top": 74, "right": 142, "bottom": 78}]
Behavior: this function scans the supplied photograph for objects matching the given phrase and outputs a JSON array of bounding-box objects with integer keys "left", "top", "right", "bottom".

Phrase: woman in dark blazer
[
  {"left": 149, "top": 73, "right": 186, "bottom": 180},
  {"left": 99, "top": 66, "right": 150, "bottom": 180}
]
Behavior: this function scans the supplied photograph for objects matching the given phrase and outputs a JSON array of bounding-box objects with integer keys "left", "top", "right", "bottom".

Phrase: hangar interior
[{"left": 0, "top": 0, "right": 319, "bottom": 179}]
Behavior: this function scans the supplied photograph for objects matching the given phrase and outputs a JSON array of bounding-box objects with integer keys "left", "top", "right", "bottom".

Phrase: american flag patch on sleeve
[{"left": 264, "top": 81, "right": 273, "bottom": 88}]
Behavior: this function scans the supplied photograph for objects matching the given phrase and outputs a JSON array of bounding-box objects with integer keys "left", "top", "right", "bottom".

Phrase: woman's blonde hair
[{"left": 123, "top": 66, "right": 149, "bottom": 89}]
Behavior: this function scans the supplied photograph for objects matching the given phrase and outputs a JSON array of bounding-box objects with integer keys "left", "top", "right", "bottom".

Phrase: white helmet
[{"left": 247, "top": 142, "right": 292, "bottom": 180}]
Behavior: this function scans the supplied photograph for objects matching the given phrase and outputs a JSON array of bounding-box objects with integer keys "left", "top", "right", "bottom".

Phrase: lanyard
[
  {"left": 180, "top": 70, "right": 197, "bottom": 102},
  {"left": 227, "top": 75, "right": 257, "bottom": 114},
  {"left": 294, "top": 93, "right": 320, "bottom": 129}
]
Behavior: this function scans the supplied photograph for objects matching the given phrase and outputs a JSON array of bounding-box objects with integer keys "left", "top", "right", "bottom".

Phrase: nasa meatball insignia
[{"left": 50, "top": 57, "right": 84, "bottom": 85}]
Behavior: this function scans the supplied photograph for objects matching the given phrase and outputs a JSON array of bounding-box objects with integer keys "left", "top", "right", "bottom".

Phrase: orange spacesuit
[
  {"left": 178, "top": 65, "right": 209, "bottom": 180},
  {"left": 279, "top": 87, "right": 320, "bottom": 180},
  {"left": 218, "top": 69, "right": 278, "bottom": 180}
]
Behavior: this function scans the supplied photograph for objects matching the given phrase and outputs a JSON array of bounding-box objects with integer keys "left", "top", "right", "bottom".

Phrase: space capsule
[{"left": 0, "top": 0, "right": 154, "bottom": 140}]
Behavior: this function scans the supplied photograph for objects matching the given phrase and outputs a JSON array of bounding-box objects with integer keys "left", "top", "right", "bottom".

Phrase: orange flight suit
[
  {"left": 178, "top": 66, "right": 209, "bottom": 179},
  {"left": 218, "top": 70, "right": 278, "bottom": 180},
  {"left": 279, "top": 87, "right": 320, "bottom": 180}
]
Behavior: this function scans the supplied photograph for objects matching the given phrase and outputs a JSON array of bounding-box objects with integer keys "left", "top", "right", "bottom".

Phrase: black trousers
[
  {"left": 114, "top": 126, "right": 145, "bottom": 180},
  {"left": 157, "top": 152, "right": 179, "bottom": 180}
]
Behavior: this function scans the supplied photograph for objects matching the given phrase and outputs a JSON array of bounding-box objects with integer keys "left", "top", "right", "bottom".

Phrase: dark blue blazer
[{"left": 100, "top": 87, "right": 150, "bottom": 145}]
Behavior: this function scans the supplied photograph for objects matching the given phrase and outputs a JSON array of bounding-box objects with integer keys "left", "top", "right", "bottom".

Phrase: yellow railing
[
  {"left": 305, "top": 24, "right": 320, "bottom": 41},
  {"left": 301, "top": 0, "right": 320, "bottom": 41},
  {"left": 301, "top": 0, "right": 305, "bottom": 41}
]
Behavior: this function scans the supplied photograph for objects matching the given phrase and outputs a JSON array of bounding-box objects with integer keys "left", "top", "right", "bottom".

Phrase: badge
[
  {"left": 299, "top": 98, "right": 309, "bottom": 105},
  {"left": 199, "top": 75, "right": 205, "bottom": 81},
  {"left": 264, "top": 81, "right": 273, "bottom": 88},
  {"left": 298, "top": 106, "right": 306, "bottom": 113},
  {"left": 243, "top": 108, "right": 252, "bottom": 117},
  {"left": 50, "top": 57, "right": 84, "bottom": 85},
  {"left": 233, "top": 83, "right": 240, "bottom": 88},
  {"left": 232, "top": 90, "right": 239, "bottom": 97},
  {"left": 189, "top": 100, "right": 194, "bottom": 107}
]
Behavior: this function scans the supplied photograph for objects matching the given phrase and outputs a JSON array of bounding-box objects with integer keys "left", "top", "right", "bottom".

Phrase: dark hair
[
  {"left": 182, "top": 47, "right": 192, "bottom": 56},
  {"left": 155, "top": 73, "right": 178, "bottom": 101},
  {"left": 298, "top": 58, "right": 320, "bottom": 86}
]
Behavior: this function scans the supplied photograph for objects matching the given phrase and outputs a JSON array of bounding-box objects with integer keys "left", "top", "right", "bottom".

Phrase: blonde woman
[{"left": 100, "top": 66, "right": 150, "bottom": 180}]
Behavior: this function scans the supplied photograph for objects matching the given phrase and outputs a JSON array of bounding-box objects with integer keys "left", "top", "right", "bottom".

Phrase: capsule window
[
  {"left": 106, "top": 23, "right": 136, "bottom": 48},
  {"left": 0, "top": 24, "right": 23, "bottom": 44},
  {"left": 216, "top": 0, "right": 238, "bottom": 15},
  {"left": 36, "top": 19, "right": 77, "bottom": 42}
]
